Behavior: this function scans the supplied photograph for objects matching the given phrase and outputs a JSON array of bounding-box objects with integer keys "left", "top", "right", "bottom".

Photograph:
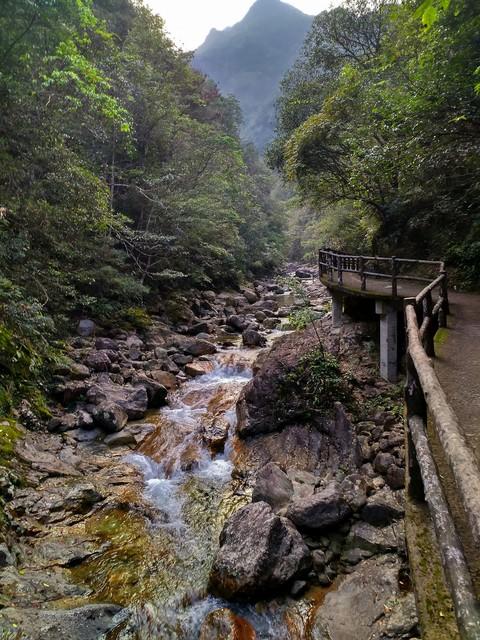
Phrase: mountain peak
[{"left": 194, "top": 1, "right": 313, "bottom": 150}]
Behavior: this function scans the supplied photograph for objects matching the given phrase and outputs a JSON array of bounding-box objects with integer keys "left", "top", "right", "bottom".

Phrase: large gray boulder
[
  {"left": 311, "top": 555, "right": 403, "bottom": 640},
  {"left": 0, "top": 604, "right": 124, "bottom": 640},
  {"left": 185, "top": 339, "right": 217, "bottom": 356},
  {"left": 286, "top": 482, "right": 351, "bottom": 531},
  {"left": 252, "top": 462, "right": 293, "bottom": 512},
  {"left": 209, "top": 501, "right": 310, "bottom": 600},
  {"left": 86, "top": 377, "right": 149, "bottom": 420},
  {"left": 361, "top": 487, "right": 404, "bottom": 526},
  {"left": 91, "top": 402, "right": 128, "bottom": 433}
]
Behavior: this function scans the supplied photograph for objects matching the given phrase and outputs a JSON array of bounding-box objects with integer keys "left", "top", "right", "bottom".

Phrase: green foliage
[
  {"left": 281, "top": 347, "right": 352, "bottom": 417},
  {"left": 0, "top": 0, "right": 287, "bottom": 414},
  {"left": 271, "top": 0, "right": 480, "bottom": 281}
]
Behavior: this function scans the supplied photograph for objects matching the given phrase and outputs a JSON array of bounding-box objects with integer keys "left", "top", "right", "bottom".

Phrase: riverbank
[{"left": 0, "top": 270, "right": 419, "bottom": 639}]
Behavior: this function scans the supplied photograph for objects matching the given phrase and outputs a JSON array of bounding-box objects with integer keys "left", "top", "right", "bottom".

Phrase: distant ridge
[{"left": 193, "top": 0, "right": 313, "bottom": 150}]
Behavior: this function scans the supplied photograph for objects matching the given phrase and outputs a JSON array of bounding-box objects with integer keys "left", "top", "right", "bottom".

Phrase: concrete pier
[{"left": 376, "top": 300, "right": 398, "bottom": 382}]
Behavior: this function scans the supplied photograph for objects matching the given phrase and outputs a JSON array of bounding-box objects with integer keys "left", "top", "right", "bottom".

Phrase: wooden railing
[
  {"left": 318, "top": 248, "right": 445, "bottom": 297},
  {"left": 318, "top": 248, "right": 480, "bottom": 637}
]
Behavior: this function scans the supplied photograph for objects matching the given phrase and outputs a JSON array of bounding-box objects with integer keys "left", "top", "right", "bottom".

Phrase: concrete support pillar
[
  {"left": 332, "top": 290, "right": 343, "bottom": 328},
  {"left": 376, "top": 300, "right": 398, "bottom": 382}
]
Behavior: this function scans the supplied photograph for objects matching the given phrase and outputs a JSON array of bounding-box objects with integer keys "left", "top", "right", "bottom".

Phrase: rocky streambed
[{"left": 0, "top": 270, "right": 419, "bottom": 639}]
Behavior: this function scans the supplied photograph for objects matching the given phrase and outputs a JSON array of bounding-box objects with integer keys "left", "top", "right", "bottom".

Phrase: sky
[{"left": 145, "top": 1, "right": 335, "bottom": 51}]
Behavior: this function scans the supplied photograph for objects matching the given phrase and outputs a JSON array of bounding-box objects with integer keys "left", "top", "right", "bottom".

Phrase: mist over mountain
[{"left": 193, "top": 0, "right": 313, "bottom": 150}]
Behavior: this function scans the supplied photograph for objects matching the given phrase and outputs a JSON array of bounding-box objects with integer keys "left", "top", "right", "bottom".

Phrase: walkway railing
[
  {"left": 318, "top": 248, "right": 480, "bottom": 638},
  {"left": 318, "top": 248, "right": 445, "bottom": 297}
]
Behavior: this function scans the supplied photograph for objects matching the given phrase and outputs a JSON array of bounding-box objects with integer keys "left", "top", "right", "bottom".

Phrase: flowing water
[{"left": 74, "top": 341, "right": 327, "bottom": 639}]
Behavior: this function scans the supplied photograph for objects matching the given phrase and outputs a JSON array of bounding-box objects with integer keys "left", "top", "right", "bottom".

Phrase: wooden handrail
[{"left": 319, "top": 248, "right": 446, "bottom": 298}]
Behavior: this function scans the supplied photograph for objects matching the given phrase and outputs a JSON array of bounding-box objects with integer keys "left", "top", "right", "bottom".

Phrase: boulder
[
  {"left": 263, "top": 317, "right": 281, "bottom": 330},
  {"left": 286, "top": 482, "right": 351, "bottom": 531},
  {"left": 0, "top": 604, "right": 123, "bottom": 640},
  {"left": 185, "top": 362, "right": 214, "bottom": 377},
  {"left": 227, "top": 314, "right": 248, "bottom": 332},
  {"left": 69, "top": 363, "right": 90, "bottom": 380},
  {"left": 252, "top": 462, "right": 293, "bottom": 512},
  {"left": 84, "top": 350, "right": 111, "bottom": 372},
  {"left": 209, "top": 501, "right": 310, "bottom": 600},
  {"left": 295, "top": 269, "right": 312, "bottom": 279},
  {"left": 87, "top": 379, "right": 148, "bottom": 420},
  {"left": 58, "top": 483, "right": 104, "bottom": 514},
  {"left": 242, "top": 288, "right": 259, "bottom": 304},
  {"left": 91, "top": 402, "right": 128, "bottom": 433},
  {"left": 186, "top": 322, "right": 211, "bottom": 336},
  {"left": 77, "top": 319, "right": 95, "bottom": 337},
  {"left": 203, "top": 416, "right": 230, "bottom": 453},
  {"left": 361, "top": 487, "right": 404, "bottom": 526},
  {"left": 311, "top": 555, "right": 401, "bottom": 640},
  {"left": 255, "top": 311, "right": 267, "bottom": 323},
  {"left": 199, "top": 609, "right": 256, "bottom": 640},
  {"left": 386, "top": 464, "right": 405, "bottom": 489},
  {"left": 185, "top": 339, "right": 217, "bottom": 356},
  {"left": 132, "top": 375, "right": 167, "bottom": 408},
  {"left": 345, "top": 521, "right": 404, "bottom": 557},
  {"left": 149, "top": 370, "right": 178, "bottom": 390},
  {"left": 95, "top": 337, "right": 119, "bottom": 351},
  {"left": 242, "top": 329, "right": 266, "bottom": 347},
  {"left": 373, "top": 452, "right": 395, "bottom": 474}
]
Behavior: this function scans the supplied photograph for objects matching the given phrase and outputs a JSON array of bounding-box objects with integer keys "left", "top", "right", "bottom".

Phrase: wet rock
[
  {"left": 209, "top": 501, "right": 310, "bottom": 600},
  {"left": 91, "top": 402, "right": 128, "bottom": 433},
  {"left": 361, "top": 487, "right": 404, "bottom": 526},
  {"left": 59, "top": 483, "right": 104, "bottom": 514},
  {"left": 186, "top": 339, "right": 217, "bottom": 356},
  {"left": 199, "top": 608, "right": 256, "bottom": 640},
  {"left": 104, "top": 429, "right": 136, "bottom": 446},
  {"left": 255, "top": 310, "right": 267, "bottom": 323},
  {"left": 311, "top": 555, "right": 401, "bottom": 640},
  {"left": 0, "top": 604, "right": 124, "bottom": 640},
  {"left": 203, "top": 416, "right": 230, "bottom": 453},
  {"left": 242, "top": 329, "right": 266, "bottom": 347},
  {"left": 311, "top": 549, "right": 326, "bottom": 573},
  {"left": 185, "top": 361, "right": 214, "bottom": 377},
  {"left": 77, "top": 319, "right": 95, "bottom": 337},
  {"left": 172, "top": 353, "right": 193, "bottom": 365},
  {"left": 252, "top": 462, "right": 293, "bottom": 512},
  {"left": 84, "top": 350, "right": 111, "bottom": 372},
  {"left": 286, "top": 482, "right": 351, "bottom": 531}
]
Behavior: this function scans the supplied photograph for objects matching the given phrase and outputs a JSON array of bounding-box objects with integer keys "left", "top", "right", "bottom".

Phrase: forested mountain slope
[
  {"left": 0, "top": 0, "right": 285, "bottom": 414},
  {"left": 270, "top": 0, "right": 480, "bottom": 287},
  {"left": 193, "top": 0, "right": 313, "bottom": 149}
]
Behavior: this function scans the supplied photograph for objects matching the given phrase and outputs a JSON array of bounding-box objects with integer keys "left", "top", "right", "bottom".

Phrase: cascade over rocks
[{"left": 209, "top": 501, "right": 311, "bottom": 600}]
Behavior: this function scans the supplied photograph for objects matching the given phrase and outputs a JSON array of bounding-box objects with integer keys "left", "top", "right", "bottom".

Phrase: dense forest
[
  {"left": 270, "top": 0, "right": 480, "bottom": 288},
  {"left": 0, "top": 0, "right": 285, "bottom": 413}
]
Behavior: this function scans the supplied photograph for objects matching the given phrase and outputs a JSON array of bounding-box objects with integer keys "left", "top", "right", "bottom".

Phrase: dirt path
[{"left": 434, "top": 291, "right": 480, "bottom": 465}]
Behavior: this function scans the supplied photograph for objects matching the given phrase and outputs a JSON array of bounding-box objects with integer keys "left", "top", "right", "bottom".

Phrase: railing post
[
  {"left": 424, "top": 290, "right": 435, "bottom": 357},
  {"left": 359, "top": 256, "right": 366, "bottom": 291},
  {"left": 338, "top": 255, "right": 343, "bottom": 285},
  {"left": 328, "top": 252, "right": 333, "bottom": 281},
  {"left": 391, "top": 256, "right": 398, "bottom": 297},
  {"left": 318, "top": 249, "right": 323, "bottom": 279},
  {"left": 440, "top": 269, "right": 450, "bottom": 317}
]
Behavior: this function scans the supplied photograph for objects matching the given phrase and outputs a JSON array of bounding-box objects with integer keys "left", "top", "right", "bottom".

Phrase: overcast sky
[{"left": 145, "top": 1, "right": 335, "bottom": 51}]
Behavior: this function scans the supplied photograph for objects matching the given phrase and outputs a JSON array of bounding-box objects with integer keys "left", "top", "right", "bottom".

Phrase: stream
[{"left": 74, "top": 338, "right": 327, "bottom": 639}]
